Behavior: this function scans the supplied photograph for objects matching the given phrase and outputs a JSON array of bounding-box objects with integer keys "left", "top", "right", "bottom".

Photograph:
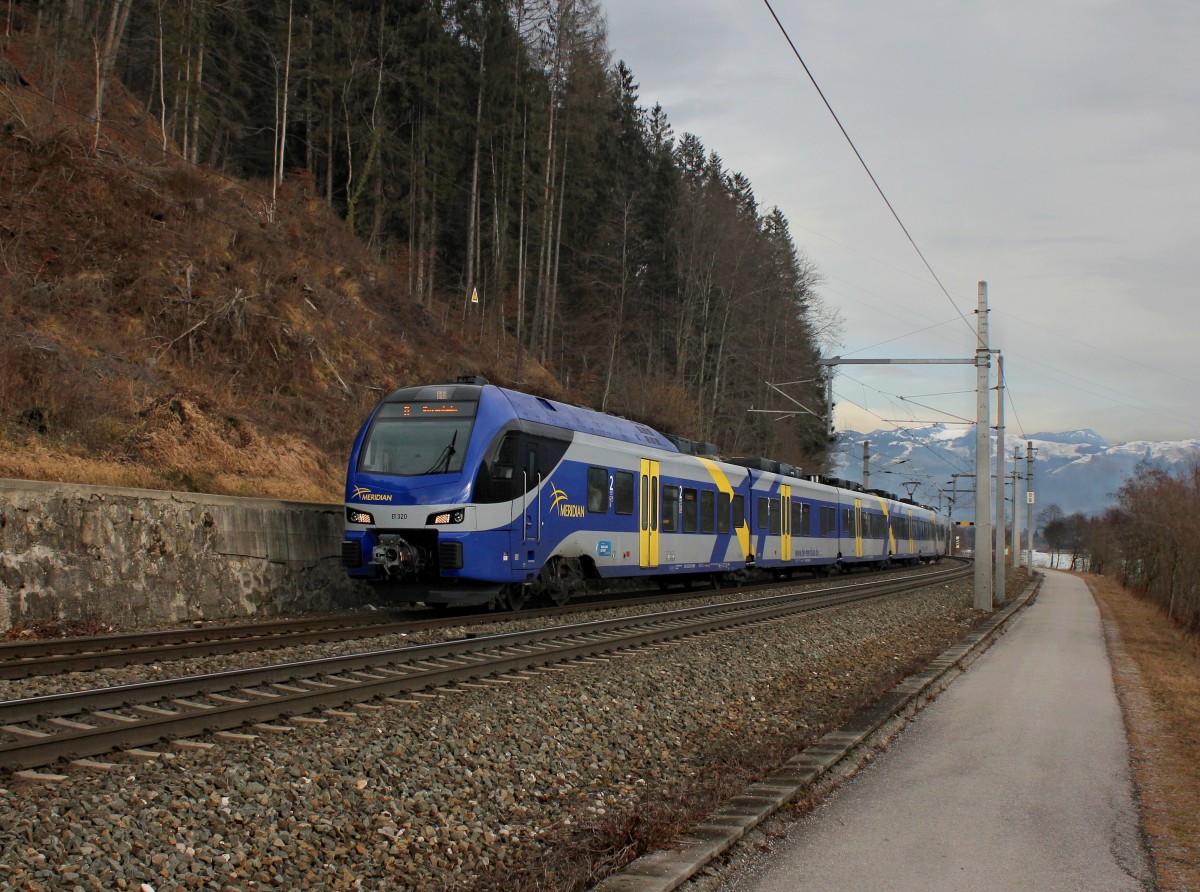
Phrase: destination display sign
[{"left": 378, "top": 401, "right": 478, "bottom": 419}]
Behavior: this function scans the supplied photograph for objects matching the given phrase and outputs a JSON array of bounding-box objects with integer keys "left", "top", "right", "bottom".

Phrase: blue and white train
[{"left": 342, "top": 378, "right": 949, "bottom": 609}]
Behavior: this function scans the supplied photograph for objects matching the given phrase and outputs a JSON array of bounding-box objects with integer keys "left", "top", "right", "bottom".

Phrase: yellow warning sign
[{"left": 470, "top": 287, "right": 480, "bottom": 305}]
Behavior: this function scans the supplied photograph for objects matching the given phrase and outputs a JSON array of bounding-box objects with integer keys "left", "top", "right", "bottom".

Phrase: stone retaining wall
[{"left": 0, "top": 478, "right": 370, "bottom": 631}]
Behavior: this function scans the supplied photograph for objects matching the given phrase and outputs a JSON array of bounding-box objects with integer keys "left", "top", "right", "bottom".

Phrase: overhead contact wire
[{"left": 760, "top": 0, "right": 979, "bottom": 346}]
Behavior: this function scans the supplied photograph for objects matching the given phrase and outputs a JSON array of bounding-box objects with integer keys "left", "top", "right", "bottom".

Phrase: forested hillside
[{"left": 0, "top": 1, "right": 833, "bottom": 500}]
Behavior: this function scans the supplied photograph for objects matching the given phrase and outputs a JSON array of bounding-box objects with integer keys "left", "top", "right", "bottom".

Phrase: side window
[
  {"left": 732, "top": 494, "right": 746, "bottom": 529},
  {"left": 757, "top": 496, "right": 769, "bottom": 530},
  {"left": 614, "top": 471, "right": 634, "bottom": 515},
  {"left": 494, "top": 432, "right": 517, "bottom": 479},
  {"left": 791, "top": 501, "right": 802, "bottom": 537},
  {"left": 527, "top": 435, "right": 569, "bottom": 493},
  {"left": 473, "top": 431, "right": 518, "bottom": 504},
  {"left": 701, "top": 490, "right": 715, "bottom": 534},
  {"left": 769, "top": 498, "right": 781, "bottom": 535},
  {"left": 662, "top": 485, "right": 680, "bottom": 532},
  {"left": 587, "top": 467, "right": 609, "bottom": 513},
  {"left": 717, "top": 492, "right": 731, "bottom": 534},
  {"left": 682, "top": 488, "right": 698, "bottom": 532},
  {"left": 801, "top": 503, "right": 811, "bottom": 536}
]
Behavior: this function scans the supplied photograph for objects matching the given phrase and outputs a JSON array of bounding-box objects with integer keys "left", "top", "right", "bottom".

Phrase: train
[{"left": 341, "top": 378, "right": 950, "bottom": 609}]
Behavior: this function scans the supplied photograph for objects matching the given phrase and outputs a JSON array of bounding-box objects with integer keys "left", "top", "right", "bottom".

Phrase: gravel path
[{"left": 0, "top": 577, "right": 982, "bottom": 891}]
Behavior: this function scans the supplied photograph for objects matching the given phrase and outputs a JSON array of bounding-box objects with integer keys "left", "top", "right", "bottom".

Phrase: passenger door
[
  {"left": 639, "top": 459, "right": 660, "bottom": 568},
  {"left": 780, "top": 484, "right": 792, "bottom": 561}
]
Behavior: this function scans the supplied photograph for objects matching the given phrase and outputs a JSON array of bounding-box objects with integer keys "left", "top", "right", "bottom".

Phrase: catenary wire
[{"left": 760, "top": 0, "right": 978, "bottom": 345}]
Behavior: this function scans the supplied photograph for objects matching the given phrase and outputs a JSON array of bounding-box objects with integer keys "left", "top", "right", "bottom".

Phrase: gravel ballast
[{"left": 0, "top": 577, "right": 986, "bottom": 891}]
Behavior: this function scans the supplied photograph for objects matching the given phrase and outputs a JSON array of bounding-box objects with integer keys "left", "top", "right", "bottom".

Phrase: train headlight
[
  {"left": 427, "top": 509, "right": 466, "bottom": 525},
  {"left": 347, "top": 508, "right": 375, "bottom": 525}
]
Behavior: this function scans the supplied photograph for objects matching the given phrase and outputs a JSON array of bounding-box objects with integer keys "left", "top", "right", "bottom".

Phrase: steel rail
[
  {"left": 0, "top": 562, "right": 962, "bottom": 678},
  {"left": 0, "top": 565, "right": 969, "bottom": 771},
  {"left": 0, "top": 613, "right": 409, "bottom": 678}
]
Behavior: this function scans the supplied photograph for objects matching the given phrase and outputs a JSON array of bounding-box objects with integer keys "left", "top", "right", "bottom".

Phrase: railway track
[
  {"left": 0, "top": 563, "right": 969, "bottom": 772},
  {"left": 0, "top": 562, "right": 962, "bottom": 679}
]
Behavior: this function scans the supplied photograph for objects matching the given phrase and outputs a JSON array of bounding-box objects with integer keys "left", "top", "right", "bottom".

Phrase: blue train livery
[{"left": 342, "top": 379, "right": 949, "bottom": 609}]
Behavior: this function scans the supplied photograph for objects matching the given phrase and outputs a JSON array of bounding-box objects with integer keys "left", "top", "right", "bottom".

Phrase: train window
[
  {"left": 701, "top": 490, "right": 715, "bottom": 533},
  {"left": 820, "top": 506, "right": 835, "bottom": 537},
  {"left": 662, "top": 485, "right": 680, "bottom": 532},
  {"left": 842, "top": 508, "right": 854, "bottom": 536},
  {"left": 682, "top": 488, "right": 698, "bottom": 532},
  {"left": 587, "top": 467, "right": 609, "bottom": 513},
  {"left": 358, "top": 406, "right": 476, "bottom": 477},
  {"left": 791, "top": 501, "right": 802, "bottom": 536},
  {"left": 717, "top": 492, "right": 730, "bottom": 533},
  {"left": 732, "top": 495, "right": 746, "bottom": 529},
  {"left": 640, "top": 476, "right": 648, "bottom": 531},
  {"left": 492, "top": 433, "right": 517, "bottom": 479},
  {"left": 473, "top": 430, "right": 566, "bottom": 504},
  {"left": 757, "top": 497, "right": 769, "bottom": 530},
  {"left": 614, "top": 471, "right": 634, "bottom": 515},
  {"left": 769, "top": 499, "right": 781, "bottom": 535}
]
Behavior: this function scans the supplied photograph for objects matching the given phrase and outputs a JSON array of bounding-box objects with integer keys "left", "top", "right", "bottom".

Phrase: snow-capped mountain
[{"left": 829, "top": 426, "right": 1199, "bottom": 520}]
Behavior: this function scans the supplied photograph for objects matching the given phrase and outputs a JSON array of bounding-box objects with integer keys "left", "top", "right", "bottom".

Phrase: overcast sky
[{"left": 601, "top": 0, "right": 1200, "bottom": 444}]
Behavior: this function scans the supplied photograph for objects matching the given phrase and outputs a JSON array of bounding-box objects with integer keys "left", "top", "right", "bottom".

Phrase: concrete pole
[
  {"left": 948, "top": 477, "right": 959, "bottom": 555},
  {"left": 974, "top": 282, "right": 992, "bottom": 611},
  {"left": 1012, "top": 447, "right": 1022, "bottom": 569},
  {"left": 1026, "top": 440, "right": 1035, "bottom": 571},
  {"left": 862, "top": 441, "right": 870, "bottom": 491},
  {"left": 995, "top": 354, "right": 1006, "bottom": 604},
  {"left": 825, "top": 374, "right": 835, "bottom": 439}
]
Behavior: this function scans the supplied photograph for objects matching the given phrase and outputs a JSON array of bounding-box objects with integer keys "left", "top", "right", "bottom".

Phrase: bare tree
[{"left": 93, "top": 0, "right": 134, "bottom": 150}]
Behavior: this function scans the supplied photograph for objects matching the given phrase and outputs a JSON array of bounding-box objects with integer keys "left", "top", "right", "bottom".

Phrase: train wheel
[
  {"left": 502, "top": 585, "right": 528, "bottom": 612},
  {"left": 543, "top": 557, "right": 582, "bottom": 606}
]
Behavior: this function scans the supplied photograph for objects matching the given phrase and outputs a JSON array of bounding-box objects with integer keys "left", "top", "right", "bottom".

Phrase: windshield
[{"left": 357, "top": 401, "right": 477, "bottom": 476}]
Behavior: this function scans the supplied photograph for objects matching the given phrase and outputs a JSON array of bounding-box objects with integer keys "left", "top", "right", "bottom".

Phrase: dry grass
[
  {"left": 1087, "top": 574, "right": 1200, "bottom": 891},
  {"left": 0, "top": 40, "right": 569, "bottom": 503}
]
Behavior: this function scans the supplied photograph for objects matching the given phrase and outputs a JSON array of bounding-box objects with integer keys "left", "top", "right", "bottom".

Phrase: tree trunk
[
  {"left": 273, "top": 0, "right": 294, "bottom": 202},
  {"left": 93, "top": 0, "right": 134, "bottom": 151},
  {"left": 600, "top": 198, "right": 633, "bottom": 412},
  {"left": 463, "top": 35, "right": 485, "bottom": 316},
  {"left": 548, "top": 129, "right": 569, "bottom": 374},
  {"left": 189, "top": 19, "right": 204, "bottom": 163}
]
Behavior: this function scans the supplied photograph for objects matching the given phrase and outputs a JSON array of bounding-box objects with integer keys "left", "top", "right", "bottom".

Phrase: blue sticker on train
[{"left": 596, "top": 540, "right": 613, "bottom": 557}]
